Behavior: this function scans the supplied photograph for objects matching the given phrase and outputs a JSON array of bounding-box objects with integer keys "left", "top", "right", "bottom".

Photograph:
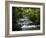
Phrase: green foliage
[{"left": 12, "top": 7, "right": 40, "bottom": 23}]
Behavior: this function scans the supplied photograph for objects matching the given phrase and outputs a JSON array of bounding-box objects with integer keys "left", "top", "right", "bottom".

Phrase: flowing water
[{"left": 17, "top": 15, "right": 40, "bottom": 30}]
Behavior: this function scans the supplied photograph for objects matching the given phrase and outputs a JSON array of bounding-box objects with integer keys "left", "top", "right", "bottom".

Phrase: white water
[{"left": 17, "top": 16, "right": 39, "bottom": 30}]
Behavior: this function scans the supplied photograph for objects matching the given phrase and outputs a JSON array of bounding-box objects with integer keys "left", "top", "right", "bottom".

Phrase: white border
[{"left": 9, "top": 3, "right": 43, "bottom": 34}]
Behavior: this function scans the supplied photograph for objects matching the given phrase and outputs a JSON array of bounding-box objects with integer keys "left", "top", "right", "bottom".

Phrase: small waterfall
[{"left": 17, "top": 15, "right": 39, "bottom": 30}]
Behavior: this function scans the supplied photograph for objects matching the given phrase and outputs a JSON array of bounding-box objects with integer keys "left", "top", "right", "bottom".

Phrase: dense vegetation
[{"left": 12, "top": 7, "right": 40, "bottom": 31}]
